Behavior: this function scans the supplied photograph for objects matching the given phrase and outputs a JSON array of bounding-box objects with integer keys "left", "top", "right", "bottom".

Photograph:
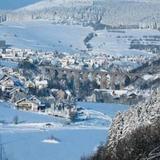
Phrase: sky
[{"left": 0, "top": 0, "right": 41, "bottom": 10}]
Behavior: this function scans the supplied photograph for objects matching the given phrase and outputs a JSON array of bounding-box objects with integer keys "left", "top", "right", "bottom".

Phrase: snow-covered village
[{"left": 0, "top": 0, "right": 160, "bottom": 160}]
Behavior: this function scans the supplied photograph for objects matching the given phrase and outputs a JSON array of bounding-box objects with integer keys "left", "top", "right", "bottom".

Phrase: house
[
  {"left": 46, "top": 100, "right": 77, "bottom": 120},
  {"left": 0, "top": 73, "right": 6, "bottom": 81},
  {"left": 10, "top": 88, "right": 27, "bottom": 103},
  {"left": 65, "top": 90, "right": 72, "bottom": 101},
  {"left": 28, "top": 96, "right": 41, "bottom": 105},
  {"left": 15, "top": 98, "right": 39, "bottom": 111},
  {"left": 39, "top": 97, "right": 55, "bottom": 110},
  {"left": 28, "top": 96, "right": 47, "bottom": 111},
  {"left": 26, "top": 80, "right": 35, "bottom": 88},
  {"left": 0, "top": 76, "right": 14, "bottom": 92},
  {"left": 57, "top": 90, "right": 67, "bottom": 100},
  {"left": 51, "top": 58, "right": 61, "bottom": 67},
  {"left": 35, "top": 79, "right": 48, "bottom": 89},
  {"left": 128, "top": 93, "right": 137, "bottom": 99},
  {"left": 86, "top": 93, "right": 96, "bottom": 102}
]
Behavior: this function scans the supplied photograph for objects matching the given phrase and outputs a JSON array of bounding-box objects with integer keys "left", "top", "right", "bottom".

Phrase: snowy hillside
[
  {"left": 84, "top": 90, "right": 160, "bottom": 160},
  {"left": 1, "top": 0, "right": 160, "bottom": 10},
  {"left": 1, "top": 20, "right": 159, "bottom": 58},
  {"left": 17, "top": 0, "right": 94, "bottom": 11},
  {"left": 0, "top": 21, "right": 92, "bottom": 52},
  {"left": 1, "top": 0, "right": 159, "bottom": 28},
  {"left": 16, "top": 0, "right": 160, "bottom": 12}
]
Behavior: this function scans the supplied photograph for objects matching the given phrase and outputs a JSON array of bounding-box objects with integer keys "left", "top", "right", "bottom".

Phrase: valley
[{"left": 0, "top": 1, "right": 160, "bottom": 160}]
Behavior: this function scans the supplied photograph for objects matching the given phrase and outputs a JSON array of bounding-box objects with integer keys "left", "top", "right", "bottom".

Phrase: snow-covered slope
[
  {"left": 1, "top": 20, "right": 160, "bottom": 58},
  {"left": 5, "top": 0, "right": 160, "bottom": 28},
  {"left": 0, "top": 21, "right": 92, "bottom": 52},
  {"left": 20, "top": 0, "right": 94, "bottom": 11},
  {"left": 2, "top": 0, "right": 160, "bottom": 31},
  {"left": 6, "top": 0, "right": 104, "bottom": 25},
  {"left": 16, "top": 0, "right": 160, "bottom": 12},
  {"left": 1, "top": 0, "right": 160, "bottom": 10},
  {"left": 104, "top": 90, "right": 160, "bottom": 160}
]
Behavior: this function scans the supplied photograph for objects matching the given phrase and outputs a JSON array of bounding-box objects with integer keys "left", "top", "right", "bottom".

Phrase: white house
[{"left": 35, "top": 79, "right": 48, "bottom": 89}]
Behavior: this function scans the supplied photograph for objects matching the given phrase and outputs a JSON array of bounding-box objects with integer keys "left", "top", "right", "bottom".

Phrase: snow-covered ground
[
  {"left": 0, "top": 101, "right": 129, "bottom": 160},
  {"left": 0, "top": 20, "right": 92, "bottom": 53},
  {"left": 0, "top": 20, "right": 159, "bottom": 58},
  {"left": 17, "top": 0, "right": 93, "bottom": 11},
  {"left": 89, "top": 29, "right": 160, "bottom": 56}
]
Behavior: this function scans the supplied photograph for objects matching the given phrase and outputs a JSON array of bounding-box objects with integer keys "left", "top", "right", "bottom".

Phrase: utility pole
[
  {"left": 0, "top": 134, "right": 3, "bottom": 160},
  {"left": 0, "top": 132, "right": 23, "bottom": 160},
  {"left": 0, "top": 134, "right": 7, "bottom": 160},
  {"left": 0, "top": 132, "right": 22, "bottom": 160}
]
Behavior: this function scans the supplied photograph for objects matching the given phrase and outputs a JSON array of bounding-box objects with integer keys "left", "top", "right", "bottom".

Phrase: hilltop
[{"left": 1, "top": 0, "right": 159, "bottom": 29}]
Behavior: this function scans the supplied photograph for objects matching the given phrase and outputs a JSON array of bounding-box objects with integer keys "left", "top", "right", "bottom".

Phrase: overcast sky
[{"left": 0, "top": 0, "right": 41, "bottom": 10}]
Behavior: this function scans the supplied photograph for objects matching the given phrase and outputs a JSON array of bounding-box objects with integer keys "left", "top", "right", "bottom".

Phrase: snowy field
[
  {"left": 0, "top": 20, "right": 92, "bottom": 53},
  {"left": 0, "top": 101, "right": 129, "bottom": 160},
  {"left": 89, "top": 29, "right": 160, "bottom": 56},
  {"left": 0, "top": 20, "right": 159, "bottom": 57}
]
